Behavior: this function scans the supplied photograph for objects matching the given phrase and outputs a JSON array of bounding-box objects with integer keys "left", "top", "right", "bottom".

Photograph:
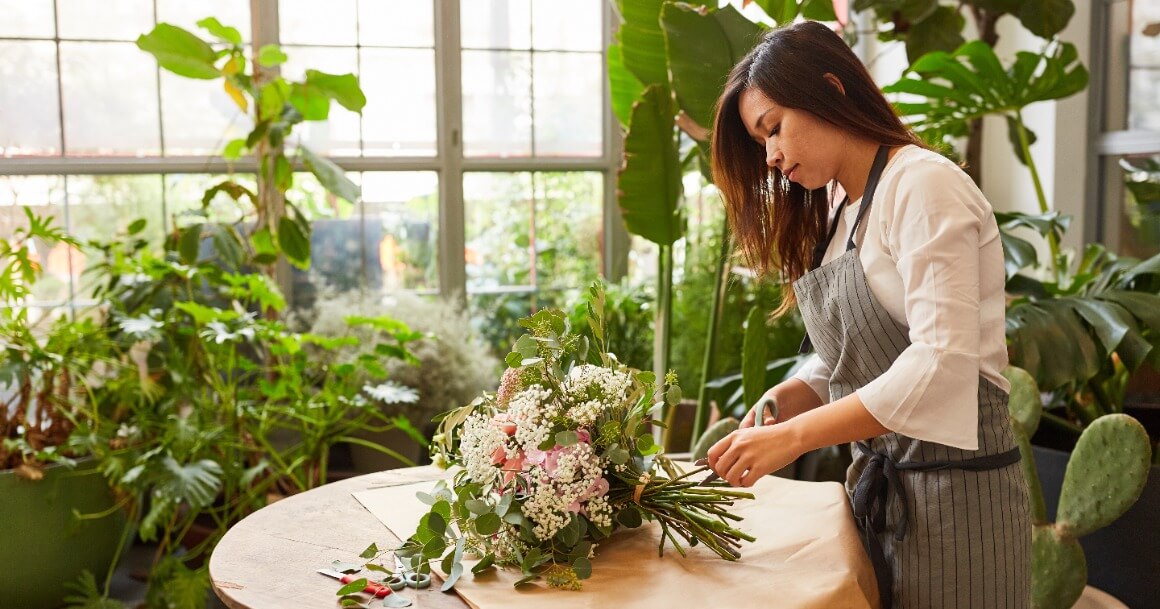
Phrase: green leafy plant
[
  {"left": 137, "top": 19, "right": 365, "bottom": 274},
  {"left": 1, "top": 210, "right": 121, "bottom": 478}
]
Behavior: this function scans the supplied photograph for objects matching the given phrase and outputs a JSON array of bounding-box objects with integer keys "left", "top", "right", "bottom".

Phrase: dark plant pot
[
  {"left": 0, "top": 459, "right": 127, "bottom": 609},
  {"left": 1033, "top": 444, "right": 1160, "bottom": 609}
]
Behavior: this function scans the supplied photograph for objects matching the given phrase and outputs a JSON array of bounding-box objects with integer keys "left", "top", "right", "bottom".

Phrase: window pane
[
  {"left": 160, "top": 71, "right": 252, "bottom": 155},
  {"left": 282, "top": 46, "right": 362, "bottom": 155},
  {"left": 462, "top": 51, "right": 532, "bottom": 157},
  {"left": 165, "top": 173, "right": 259, "bottom": 228},
  {"left": 532, "top": 52, "right": 602, "bottom": 156},
  {"left": 361, "top": 171, "right": 439, "bottom": 292},
  {"left": 532, "top": 0, "right": 601, "bottom": 51},
  {"left": 60, "top": 42, "right": 160, "bottom": 155},
  {"left": 0, "top": 42, "right": 61, "bottom": 156},
  {"left": 534, "top": 172, "right": 602, "bottom": 288},
  {"left": 361, "top": 48, "right": 436, "bottom": 156},
  {"left": 1129, "top": 1, "right": 1160, "bottom": 130},
  {"left": 57, "top": 0, "right": 153, "bottom": 41},
  {"left": 156, "top": 0, "right": 251, "bottom": 43},
  {"left": 464, "top": 172, "right": 533, "bottom": 289},
  {"left": 1114, "top": 154, "right": 1160, "bottom": 259},
  {"left": 0, "top": 176, "right": 70, "bottom": 304},
  {"left": 358, "top": 0, "right": 434, "bottom": 47},
  {"left": 0, "top": 0, "right": 55, "bottom": 38},
  {"left": 469, "top": 291, "right": 534, "bottom": 357},
  {"left": 279, "top": 0, "right": 357, "bottom": 45},
  {"left": 461, "top": 0, "right": 531, "bottom": 50}
]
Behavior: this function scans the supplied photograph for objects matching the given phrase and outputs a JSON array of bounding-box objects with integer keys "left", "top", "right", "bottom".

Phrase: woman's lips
[{"left": 786, "top": 164, "right": 799, "bottom": 182}]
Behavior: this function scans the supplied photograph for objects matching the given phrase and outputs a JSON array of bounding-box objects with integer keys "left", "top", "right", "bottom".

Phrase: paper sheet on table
[{"left": 353, "top": 467, "right": 878, "bottom": 609}]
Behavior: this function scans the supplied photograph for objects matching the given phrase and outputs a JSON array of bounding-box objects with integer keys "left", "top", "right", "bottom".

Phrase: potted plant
[
  {"left": 0, "top": 210, "right": 129, "bottom": 609},
  {"left": 294, "top": 287, "right": 501, "bottom": 471}
]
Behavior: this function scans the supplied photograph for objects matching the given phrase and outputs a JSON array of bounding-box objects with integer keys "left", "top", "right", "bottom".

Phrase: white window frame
[{"left": 0, "top": 0, "right": 629, "bottom": 305}]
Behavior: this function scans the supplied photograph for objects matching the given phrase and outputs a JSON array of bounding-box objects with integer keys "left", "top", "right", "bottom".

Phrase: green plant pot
[{"left": 0, "top": 459, "right": 127, "bottom": 609}]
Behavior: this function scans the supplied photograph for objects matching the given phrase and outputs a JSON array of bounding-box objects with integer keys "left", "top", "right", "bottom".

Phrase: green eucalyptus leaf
[
  {"left": 572, "top": 556, "right": 592, "bottom": 579},
  {"left": 475, "top": 512, "right": 502, "bottom": 536},
  {"left": 360, "top": 543, "right": 380, "bottom": 559},
  {"left": 471, "top": 553, "right": 496, "bottom": 575},
  {"left": 465, "top": 499, "right": 491, "bottom": 515},
  {"left": 556, "top": 430, "right": 579, "bottom": 446},
  {"left": 336, "top": 578, "right": 368, "bottom": 596}
]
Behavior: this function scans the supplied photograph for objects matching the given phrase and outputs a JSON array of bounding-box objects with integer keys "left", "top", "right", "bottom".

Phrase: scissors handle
[{"left": 339, "top": 574, "right": 392, "bottom": 598}]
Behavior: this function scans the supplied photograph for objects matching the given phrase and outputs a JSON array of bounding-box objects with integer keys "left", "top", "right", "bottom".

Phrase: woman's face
[{"left": 737, "top": 86, "right": 848, "bottom": 190}]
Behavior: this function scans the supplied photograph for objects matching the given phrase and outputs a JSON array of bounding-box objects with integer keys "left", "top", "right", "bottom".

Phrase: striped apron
[{"left": 793, "top": 146, "right": 1031, "bottom": 609}]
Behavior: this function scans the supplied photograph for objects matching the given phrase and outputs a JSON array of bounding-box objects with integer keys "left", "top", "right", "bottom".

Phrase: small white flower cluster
[
  {"left": 459, "top": 412, "right": 508, "bottom": 484},
  {"left": 562, "top": 365, "right": 631, "bottom": 426},
  {"left": 506, "top": 384, "right": 557, "bottom": 449},
  {"left": 521, "top": 442, "right": 606, "bottom": 540}
]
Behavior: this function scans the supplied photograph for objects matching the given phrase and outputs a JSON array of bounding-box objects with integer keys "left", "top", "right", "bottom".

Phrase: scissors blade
[{"left": 693, "top": 457, "right": 721, "bottom": 484}]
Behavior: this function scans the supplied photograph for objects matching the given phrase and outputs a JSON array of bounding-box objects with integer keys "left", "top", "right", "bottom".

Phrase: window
[
  {"left": 1, "top": 1, "right": 622, "bottom": 342},
  {"left": 1091, "top": 0, "right": 1160, "bottom": 258}
]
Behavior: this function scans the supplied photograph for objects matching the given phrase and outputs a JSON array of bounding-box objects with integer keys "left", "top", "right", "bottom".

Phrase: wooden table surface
[{"left": 209, "top": 466, "right": 467, "bottom": 609}]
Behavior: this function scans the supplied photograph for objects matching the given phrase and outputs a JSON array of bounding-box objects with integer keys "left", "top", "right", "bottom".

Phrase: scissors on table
[
  {"left": 388, "top": 555, "right": 432, "bottom": 590},
  {"left": 698, "top": 397, "right": 777, "bottom": 484}
]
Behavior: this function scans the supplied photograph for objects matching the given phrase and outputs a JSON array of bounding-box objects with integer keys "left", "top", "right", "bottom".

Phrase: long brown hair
[{"left": 711, "top": 21, "right": 921, "bottom": 314}]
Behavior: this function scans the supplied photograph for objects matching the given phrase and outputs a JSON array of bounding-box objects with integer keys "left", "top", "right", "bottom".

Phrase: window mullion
[
  {"left": 436, "top": 0, "right": 467, "bottom": 303},
  {"left": 603, "top": 0, "right": 628, "bottom": 282}
]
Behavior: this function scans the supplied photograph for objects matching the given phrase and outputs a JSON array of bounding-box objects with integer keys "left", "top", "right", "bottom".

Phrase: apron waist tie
[{"left": 851, "top": 442, "right": 1021, "bottom": 609}]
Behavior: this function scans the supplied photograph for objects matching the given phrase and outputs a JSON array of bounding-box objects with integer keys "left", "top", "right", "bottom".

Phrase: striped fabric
[{"left": 792, "top": 200, "right": 1032, "bottom": 608}]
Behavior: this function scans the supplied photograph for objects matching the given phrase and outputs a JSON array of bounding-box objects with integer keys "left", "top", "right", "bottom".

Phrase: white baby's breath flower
[{"left": 363, "top": 381, "right": 420, "bottom": 405}]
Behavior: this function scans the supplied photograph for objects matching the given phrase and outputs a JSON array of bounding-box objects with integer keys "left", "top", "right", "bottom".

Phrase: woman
[{"left": 704, "top": 21, "right": 1031, "bottom": 608}]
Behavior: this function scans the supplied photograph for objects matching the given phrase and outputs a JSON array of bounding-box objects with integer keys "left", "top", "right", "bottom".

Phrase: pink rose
[
  {"left": 492, "top": 413, "right": 517, "bottom": 436},
  {"left": 491, "top": 445, "right": 507, "bottom": 465},
  {"left": 576, "top": 428, "right": 591, "bottom": 443}
]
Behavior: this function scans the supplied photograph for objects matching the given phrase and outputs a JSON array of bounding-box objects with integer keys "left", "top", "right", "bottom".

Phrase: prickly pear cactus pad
[
  {"left": 1031, "top": 525, "right": 1086, "bottom": 609},
  {"left": 1002, "top": 366, "right": 1041, "bottom": 437},
  {"left": 691, "top": 417, "right": 740, "bottom": 461},
  {"left": 1057, "top": 414, "right": 1152, "bottom": 538}
]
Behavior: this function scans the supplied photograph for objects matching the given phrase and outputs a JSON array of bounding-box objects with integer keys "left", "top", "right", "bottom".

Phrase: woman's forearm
[
  {"left": 768, "top": 378, "right": 826, "bottom": 421},
  {"left": 783, "top": 391, "right": 890, "bottom": 455}
]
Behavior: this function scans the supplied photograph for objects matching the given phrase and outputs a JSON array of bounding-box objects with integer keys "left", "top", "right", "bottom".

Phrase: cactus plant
[
  {"left": 691, "top": 417, "right": 740, "bottom": 461},
  {"left": 1005, "top": 366, "right": 1152, "bottom": 609}
]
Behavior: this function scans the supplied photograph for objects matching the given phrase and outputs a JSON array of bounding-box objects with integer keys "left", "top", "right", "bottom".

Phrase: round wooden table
[{"left": 209, "top": 466, "right": 466, "bottom": 609}]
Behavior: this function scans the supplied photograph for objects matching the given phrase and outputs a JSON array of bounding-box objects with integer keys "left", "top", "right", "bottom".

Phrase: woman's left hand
[{"left": 705, "top": 424, "right": 804, "bottom": 487}]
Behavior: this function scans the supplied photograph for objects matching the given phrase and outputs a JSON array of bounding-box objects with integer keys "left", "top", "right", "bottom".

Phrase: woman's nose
[{"left": 765, "top": 139, "right": 782, "bottom": 169}]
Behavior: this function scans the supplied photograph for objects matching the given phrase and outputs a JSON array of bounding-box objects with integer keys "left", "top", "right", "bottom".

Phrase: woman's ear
[{"left": 823, "top": 72, "right": 846, "bottom": 96}]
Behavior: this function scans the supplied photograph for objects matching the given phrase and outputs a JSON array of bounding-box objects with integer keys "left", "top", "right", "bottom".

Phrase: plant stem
[
  {"left": 693, "top": 219, "right": 731, "bottom": 444},
  {"left": 655, "top": 244, "right": 673, "bottom": 447},
  {"left": 1013, "top": 111, "right": 1062, "bottom": 280}
]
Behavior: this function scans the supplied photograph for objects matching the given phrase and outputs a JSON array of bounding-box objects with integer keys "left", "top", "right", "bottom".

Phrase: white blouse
[{"left": 791, "top": 145, "right": 1009, "bottom": 450}]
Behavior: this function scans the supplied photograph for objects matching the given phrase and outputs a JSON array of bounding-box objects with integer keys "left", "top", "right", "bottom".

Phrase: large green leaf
[
  {"left": 904, "top": 5, "right": 965, "bottom": 63},
  {"left": 137, "top": 24, "right": 220, "bottom": 80},
  {"left": 617, "top": 0, "right": 670, "bottom": 92},
  {"left": 999, "top": 230, "right": 1039, "bottom": 280},
  {"left": 617, "top": 85, "right": 682, "bottom": 245},
  {"left": 741, "top": 306, "right": 768, "bottom": 411},
  {"left": 305, "top": 70, "right": 366, "bottom": 113},
  {"left": 158, "top": 457, "right": 223, "bottom": 510},
  {"left": 885, "top": 39, "right": 1087, "bottom": 152},
  {"left": 1006, "top": 298, "right": 1102, "bottom": 390},
  {"left": 753, "top": 0, "right": 798, "bottom": 25},
  {"left": 662, "top": 5, "right": 741, "bottom": 131},
  {"left": 608, "top": 42, "right": 645, "bottom": 130},
  {"left": 1016, "top": 0, "right": 1075, "bottom": 39},
  {"left": 300, "top": 145, "right": 360, "bottom": 204},
  {"left": 278, "top": 216, "right": 311, "bottom": 270},
  {"left": 800, "top": 0, "right": 839, "bottom": 21}
]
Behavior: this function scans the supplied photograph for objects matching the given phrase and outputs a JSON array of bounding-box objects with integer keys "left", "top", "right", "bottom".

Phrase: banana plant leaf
[
  {"left": 617, "top": 84, "right": 683, "bottom": 246},
  {"left": 742, "top": 306, "right": 768, "bottom": 412},
  {"left": 608, "top": 41, "right": 645, "bottom": 130},
  {"left": 883, "top": 39, "right": 1088, "bottom": 151},
  {"left": 616, "top": 0, "right": 671, "bottom": 94},
  {"left": 661, "top": 3, "right": 763, "bottom": 135}
]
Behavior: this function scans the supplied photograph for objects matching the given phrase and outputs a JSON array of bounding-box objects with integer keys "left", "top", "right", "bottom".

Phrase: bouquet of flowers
[{"left": 346, "top": 284, "right": 755, "bottom": 598}]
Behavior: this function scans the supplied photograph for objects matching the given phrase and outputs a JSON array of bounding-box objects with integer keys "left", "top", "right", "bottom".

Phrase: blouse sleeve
[
  {"left": 854, "top": 161, "right": 989, "bottom": 450},
  {"left": 791, "top": 352, "right": 832, "bottom": 404}
]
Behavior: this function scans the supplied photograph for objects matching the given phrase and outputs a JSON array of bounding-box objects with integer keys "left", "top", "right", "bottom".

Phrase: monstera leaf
[
  {"left": 884, "top": 38, "right": 1088, "bottom": 155},
  {"left": 1006, "top": 248, "right": 1160, "bottom": 391}
]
